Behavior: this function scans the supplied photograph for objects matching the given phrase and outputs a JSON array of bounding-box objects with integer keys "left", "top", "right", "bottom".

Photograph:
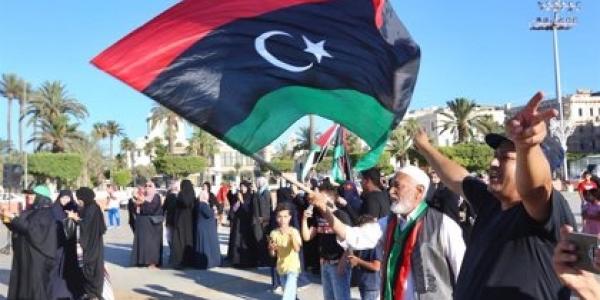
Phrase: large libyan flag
[{"left": 92, "top": 0, "right": 420, "bottom": 169}]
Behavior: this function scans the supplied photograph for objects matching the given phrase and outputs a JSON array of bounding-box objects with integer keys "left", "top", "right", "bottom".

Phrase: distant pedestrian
[
  {"left": 582, "top": 188, "right": 600, "bottom": 235},
  {"left": 106, "top": 185, "right": 121, "bottom": 229}
]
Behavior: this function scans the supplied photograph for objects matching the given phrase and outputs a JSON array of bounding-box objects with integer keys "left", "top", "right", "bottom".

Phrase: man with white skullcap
[{"left": 309, "top": 165, "right": 465, "bottom": 300}]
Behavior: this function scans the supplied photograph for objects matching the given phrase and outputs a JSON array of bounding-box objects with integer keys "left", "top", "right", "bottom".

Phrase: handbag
[
  {"left": 148, "top": 215, "right": 165, "bottom": 225},
  {"left": 62, "top": 217, "right": 77, "bottom": 240}
]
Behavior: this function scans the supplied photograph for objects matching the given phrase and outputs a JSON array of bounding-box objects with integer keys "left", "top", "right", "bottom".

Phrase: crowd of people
[{"left": 4, "top": 92, "right": 600, "bottom": 300}]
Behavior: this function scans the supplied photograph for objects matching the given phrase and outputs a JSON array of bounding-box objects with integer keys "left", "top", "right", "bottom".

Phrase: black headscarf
[
  {"left": 180, "top": 180, "right": 196, "bottom": 203},
  {"left": 55, "top": 190, "right": 79, "bottom": 212},
  {"left": 32, "top": 194, "right": 53, "bottom": 210}
]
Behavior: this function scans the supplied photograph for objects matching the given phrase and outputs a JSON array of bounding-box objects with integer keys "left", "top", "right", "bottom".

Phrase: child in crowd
[
  {"left": 269, "top": 203, "right": 302, "bottom": 300},
  {"left": 347, "top": 215, "right": 382, "bottom": 300}
]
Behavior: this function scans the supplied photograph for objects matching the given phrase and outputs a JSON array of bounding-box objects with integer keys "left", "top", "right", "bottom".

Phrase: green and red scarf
[{"left": 383, "top": 201, "right": 428, "bottom": 300}]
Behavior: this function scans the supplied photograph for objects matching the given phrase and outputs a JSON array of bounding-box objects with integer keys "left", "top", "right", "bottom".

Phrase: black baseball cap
[
  {"left": 484, "top": 133, "right": 564, "bottom": 171},
  {"left": 484, "top": 133, "right": 513, "bottom": 149}
]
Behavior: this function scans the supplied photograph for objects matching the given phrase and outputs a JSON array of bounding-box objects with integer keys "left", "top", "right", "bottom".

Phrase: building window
[
  {"left": 591, "top": 108, "right": 594, "bottom": 116},
  {"left": 579, "top": 108, "right": 582, "bottom": 117},
  {"left": 581, "top": 143, "right": 585, "bottom": 151}
]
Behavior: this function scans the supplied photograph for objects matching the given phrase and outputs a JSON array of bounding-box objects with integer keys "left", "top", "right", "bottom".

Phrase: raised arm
[
  {"left": 506, "top": 92, "right": 557, "bottom": 222},
  {"left": 413, "top": 128, "right": 470, "bottom": 198}
]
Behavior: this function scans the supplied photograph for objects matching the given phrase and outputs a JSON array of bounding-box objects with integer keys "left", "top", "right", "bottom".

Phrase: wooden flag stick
[{"left": 250, "top": 154, "right": 313, "bottom": 194}]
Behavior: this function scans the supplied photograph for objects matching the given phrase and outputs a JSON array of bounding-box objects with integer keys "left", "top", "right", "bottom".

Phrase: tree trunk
[
  {"left": 6, "top": 98, "right": 12, "bottom": 153},
  {"left": 19, "top": 100, "right": 24, "bottom": 153},
  {"left": 109, "top": 136, "right": 114, "bottom": 160},
  {"left": 168, "top": 124, "right": 175, "bottom": 154}
]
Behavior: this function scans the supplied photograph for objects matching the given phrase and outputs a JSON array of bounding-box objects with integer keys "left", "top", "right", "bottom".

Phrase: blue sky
[{"left": 1, "top": 0, "right": 599, "bottom": 151}]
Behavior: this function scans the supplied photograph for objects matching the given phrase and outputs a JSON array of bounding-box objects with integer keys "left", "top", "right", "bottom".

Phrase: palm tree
[
  {"left": 29, "top": 116, "right": 85, "bottom": 152},
  {"left": 16, "top": 79, "right": 32, "bottom": 153},
  {"left": 293, "top": 126, "right": 321, "bottom": 154},
  {"left": 388, "top": 127, "right": 413, "bottom": 167},
  {"left": 0, "top": 139, "right": 10, "bottom": 155},
  {"left": 187, "top": 128, "right": 219, "bottom": 157},
  {"left": 26, "top": 81, "right": 88, "bottom": 124},
  {"left": 1, "top": 73, "right": 22, "bottom": 153},
  {"left": 475, "top": 114, "right": 504, "bottom": 135},
  {"left": 92, "top": 122, "right": 108, "bottom": 140},
  {"left": 439, "top": 98, "right": 485, "bottom": 143},
  {"left": 403, "top": 118, "right": 421, "bottom": 136},
  {"left": 105, "top": 120, "right": 124, "bottom": 159},
  {"left": 120, "top": 137, "right": 136, "bottom": 169},
  {"left": 149, "top": 105, "right": 180, "bottom": 154},
  {"left": 67, "top": 135, "right": 107, "bottom": 187}
]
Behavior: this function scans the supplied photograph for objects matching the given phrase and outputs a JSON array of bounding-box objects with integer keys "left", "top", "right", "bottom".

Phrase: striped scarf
[{"left": 382, "top": 201, "right": 428, "bottom": 300}]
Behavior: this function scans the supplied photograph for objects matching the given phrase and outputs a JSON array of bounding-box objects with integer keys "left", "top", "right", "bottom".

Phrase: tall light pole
[{"left": 530, "top": 0, "right": 580, "bottom": 180}]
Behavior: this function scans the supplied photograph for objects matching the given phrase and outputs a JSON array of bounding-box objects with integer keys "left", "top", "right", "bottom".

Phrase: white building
[
  {"left": 507, "top": 89, "right": 600, "bottom": 153},
  {"left": 402, "top": 104, "right": 507, "bottom": 146},
  {"left": 127, "top": 115, "right": 189, "bottom": 168}
]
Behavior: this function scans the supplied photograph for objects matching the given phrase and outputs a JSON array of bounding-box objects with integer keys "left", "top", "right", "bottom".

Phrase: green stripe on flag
[{"left": 223, "top": 86, "right": 394, "bottom": 169}]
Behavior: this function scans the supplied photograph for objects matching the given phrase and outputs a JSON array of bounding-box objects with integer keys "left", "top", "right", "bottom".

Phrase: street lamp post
[{"left": 530, "top": 0, "right": 580, "bottom": 180}]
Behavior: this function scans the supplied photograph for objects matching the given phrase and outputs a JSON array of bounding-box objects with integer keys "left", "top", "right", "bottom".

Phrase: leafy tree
[
  {"left": 438, "top": 142, "right": 493, "bottom": 172},
  {"left": 133, "top": 165, "right": 157, "bottom": 184},
  {"left": 114, "top": 154, "right": 128, "bottom": 169},
  {"left": 274, "top": 142, "right": 292, "bottom": 159},
  {"left": 271, "top": 158, "right": 294, "bottom": 172},
  {"left": 66, "top": 135, "right": 107, "bottom": 187},
  {"left": 120, "top": 137, "right": 136, "bottom": 169},
  {"left": 28, "top": 153, "right": 83, "bottom": 188},
  {"left": 153, "top": 155, "right": 206, "bottom": 178},
  {"left": 439, "top": 98, "right": 486, "bottom": 143},
  {"left": 29, "top": 116, "right": 85, "bottom": 152},
  {"left": 345, "top": 131, "right": 364, "bottom": 154},
  {"left": 112, "top": 169, "right": 133, "bottom": 187},
  {"left": 149, "top": 105, "right": 181, "bottom": 154},
  {"left": 377, "top": 151, "right": 394, "bottom": 175},
  {"left": 1, "top": 73, "right": 22, "bottom": 153},
  {"left": 315, "top": 157, "right": 333, "bottom": 174}
]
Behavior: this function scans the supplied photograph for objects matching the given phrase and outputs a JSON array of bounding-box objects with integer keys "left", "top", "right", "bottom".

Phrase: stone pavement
[{"left": 0, "top": 192, "right": 584, "bottom": 299}]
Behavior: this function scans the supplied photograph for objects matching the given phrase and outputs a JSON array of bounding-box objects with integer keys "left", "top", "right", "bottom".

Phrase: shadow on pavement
[
  {"left": 133, "top": 284, "right": 208, "bottom": 300},
  {"left": 174, "top": 268, "right": 279, "bottom": 300}
]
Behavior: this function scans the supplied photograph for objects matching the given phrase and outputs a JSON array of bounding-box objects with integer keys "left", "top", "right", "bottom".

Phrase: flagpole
[{"left": 251, "top": 153, "right": 313, "bottom": 193}]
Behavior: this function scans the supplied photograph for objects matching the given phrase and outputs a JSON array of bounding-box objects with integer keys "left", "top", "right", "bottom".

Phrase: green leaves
[
  {"left": 28, "top": 153, "right": 83, "bottom": 185},
  {"left": 153, "top": 155, "right": 206, "bottom": 178},
  {"left": 438, "top": 143, "right": 493, "bottom": 172},
  {"left": 112, "top": 169, "right": 133, "bottom": 187}
]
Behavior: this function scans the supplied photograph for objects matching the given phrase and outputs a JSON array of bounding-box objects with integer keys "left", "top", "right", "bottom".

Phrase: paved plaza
[{"left": 0, "top": 192, "right": 583, "bottom": 300}]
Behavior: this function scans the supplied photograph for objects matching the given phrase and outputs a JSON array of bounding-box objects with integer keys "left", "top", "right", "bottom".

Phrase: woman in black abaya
[
  {"left": 75, "top": 187, "right": 107, "bottom": 300},
  {"left": 227, "top": 181, "right": 257, "bottom": 268},
  {"left": 51, "top": 190, "right": 84, "bottom": 299},
  {"left": 170, "top": 180, "right": 196, "bottom": 268},
  {"left": 2, "top": 186, "right": 57, "bottom": 300},
  {"left": 130, "top": 181, "right": 164, "bottom": 267}
]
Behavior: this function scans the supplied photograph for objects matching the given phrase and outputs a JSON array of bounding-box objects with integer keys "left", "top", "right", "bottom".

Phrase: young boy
[
  {"left": 269, "top": 203, "right": 302, "bottom": 300},
  {"left": 347, "top": 215, "right": 382, "bottom": 300},
  {"left": 301, "top": 182, "right": 353, "bottom": 300}
]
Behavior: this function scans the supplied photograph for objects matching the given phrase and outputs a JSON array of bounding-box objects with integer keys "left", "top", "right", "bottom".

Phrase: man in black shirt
[
  {"left": 414, "top": 92, "right": 573, "bottom": 300},
  {"left": 359, "top": 168, "right": 390, "bottom": 219},
  {"left": 302, "top": 182, "right": 352, "bottom": 300}
]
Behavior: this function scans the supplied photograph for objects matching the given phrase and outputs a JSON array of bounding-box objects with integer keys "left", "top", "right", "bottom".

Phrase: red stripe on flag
[
  {"left": 372, "top": 0, "right": 385, "bottom": 28},
  {"left": 316, "top": 124, "right": 339, "bottom": 148},
  {"left": 91, "top": 0, "right": 327, "bottom": 91}
]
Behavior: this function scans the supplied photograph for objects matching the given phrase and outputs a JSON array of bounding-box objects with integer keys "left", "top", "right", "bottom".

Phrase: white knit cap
[{"left": 397, "top": 165, "right": 430, "bottom": 193}]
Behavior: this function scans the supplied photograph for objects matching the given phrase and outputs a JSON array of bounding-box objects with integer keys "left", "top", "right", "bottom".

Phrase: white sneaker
[{"left": 273, "top": 286, "right": 283, "bottom": 295}]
